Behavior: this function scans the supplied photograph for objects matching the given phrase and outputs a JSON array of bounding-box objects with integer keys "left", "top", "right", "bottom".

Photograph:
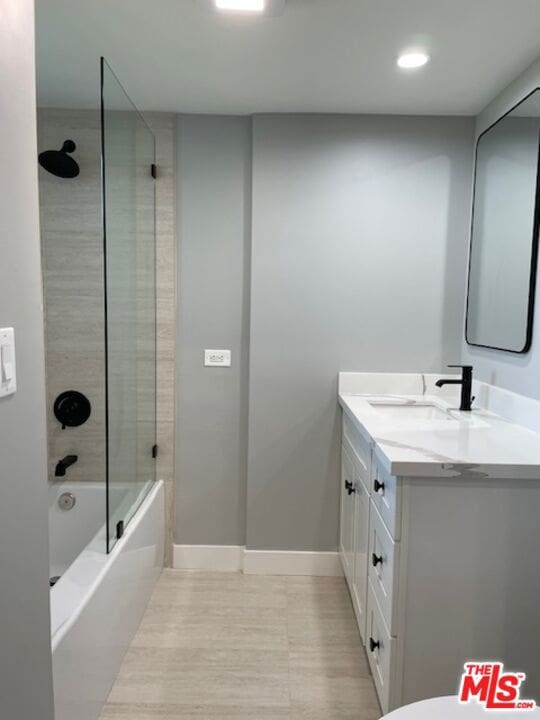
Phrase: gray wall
[
  {"left": 0, "top": 0, "right": 55, "bottom": 716},
  {"left": 463, "top": 56, "right": 540, "bottom": 399},
  {"left": 176, "top": 115, "right": 251, "bottom": 545},
  {"left": 246, "top": 114, "right": 474, "bottom": 551},
  {"left": 175, "top": 112, "right": 474, "bottom": 551}
]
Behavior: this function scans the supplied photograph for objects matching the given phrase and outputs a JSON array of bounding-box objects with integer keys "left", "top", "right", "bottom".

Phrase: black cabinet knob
[
  {"left": 374, "top": 478, "right": 385, "bottom": 494},
  {"left": 369, "top": 637, "right": 380, "bottom": 652},
  {"left": 345, "top": 480, "right": 356, "bottom": 495},
  {"left": 372, "top": 553, "right": 383, "bottom": 567}
]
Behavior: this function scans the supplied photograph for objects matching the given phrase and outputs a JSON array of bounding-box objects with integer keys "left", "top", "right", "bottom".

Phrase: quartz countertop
[{"left": 338, "top": 373, "right": 540, "bottom": 479}]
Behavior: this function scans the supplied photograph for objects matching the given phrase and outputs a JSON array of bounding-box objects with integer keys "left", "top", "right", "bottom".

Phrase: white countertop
[{"left": 338, "top": 373, "right": 540, "bottom": 479}]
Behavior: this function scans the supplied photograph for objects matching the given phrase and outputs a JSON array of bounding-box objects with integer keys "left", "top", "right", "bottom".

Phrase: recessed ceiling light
[
  {"left": 214, "top": 0, "right": 266, "bottom": 11},
  {"left": 397, "top": 51, "right": 430, "bottom": 69}
]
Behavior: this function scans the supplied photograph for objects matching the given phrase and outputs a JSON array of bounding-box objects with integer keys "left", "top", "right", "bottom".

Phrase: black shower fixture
[
  {"left": 38, "top": 139, "right": 80, "bottom": 178},
  {"left": 54, "top": 390, "right": 91, "bottom": 429}
]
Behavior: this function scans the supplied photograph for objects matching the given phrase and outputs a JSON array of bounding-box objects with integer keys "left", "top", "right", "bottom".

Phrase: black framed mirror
[{"left": 466, "top": 88, "right": 540, "bottom": 353}]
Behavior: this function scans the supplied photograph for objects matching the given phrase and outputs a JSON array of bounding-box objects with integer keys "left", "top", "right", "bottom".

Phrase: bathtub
[
  {"left": 48, "top": 481, "right": 124, "bottom": 580},
  {"left": 49, "top": 479, "right": 164, "bottom": 720}
]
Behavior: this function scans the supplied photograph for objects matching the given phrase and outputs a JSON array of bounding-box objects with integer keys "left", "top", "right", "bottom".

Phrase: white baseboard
[
  {"left": 172, "top": 544, "right": 342, "bottom": 576},
  {"left": 243, "top": 550, "right": 342, "bottom": 576},
  {"left": 173, "top": 544, "right": 244, "bottom": 572}
]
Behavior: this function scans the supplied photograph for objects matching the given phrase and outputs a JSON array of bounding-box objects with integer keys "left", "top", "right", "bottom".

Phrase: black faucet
[
  {"left": 55, "top": 455, "right": 78, "bottom": 477},
  {"left": 435, "top": 365, "right": 474, "bottom": 411}
]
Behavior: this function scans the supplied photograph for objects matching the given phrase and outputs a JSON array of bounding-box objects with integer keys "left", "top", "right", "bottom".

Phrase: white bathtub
[
  {"left": 48, "top": 481, "right": 124, "bottom": 579},
  {"left": 49, "top": 479, "right": 164, "bottom": 720}
]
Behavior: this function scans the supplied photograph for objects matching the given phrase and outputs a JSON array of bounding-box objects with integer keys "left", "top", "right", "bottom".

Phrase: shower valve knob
[{"left": 54, "top": 390, "right": 91, "bottom": 429}]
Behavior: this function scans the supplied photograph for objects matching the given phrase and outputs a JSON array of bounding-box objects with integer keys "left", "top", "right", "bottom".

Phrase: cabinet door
[
  {"left": 340, "top": 445, "right": 356, "bottom": 585},
  {"left": 368, "top": 500, "right": 399, "bottom": 635},
  {"left": 366, "top": 579, "right": 395, "bottom": 715},
  {"left": 351, "top": 471, "right": 370, "bottom": 643}
]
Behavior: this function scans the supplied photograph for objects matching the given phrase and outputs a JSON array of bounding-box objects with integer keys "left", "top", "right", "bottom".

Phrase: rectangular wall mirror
[{"left": 466, "top": 88, "right": 540, "bottom": 353}]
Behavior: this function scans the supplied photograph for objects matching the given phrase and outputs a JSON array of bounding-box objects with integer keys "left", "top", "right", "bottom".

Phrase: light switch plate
[
  {"left": 204, "top": 349, "right": 231, "bottom": 367},
  {"left": 0, "top": 327, "right": 17, "bottom": 398}
]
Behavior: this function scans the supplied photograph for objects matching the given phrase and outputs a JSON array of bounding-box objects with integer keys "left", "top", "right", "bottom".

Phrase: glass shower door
[{"left": 100, "top": 58, "right": 157, "bottom": 552}]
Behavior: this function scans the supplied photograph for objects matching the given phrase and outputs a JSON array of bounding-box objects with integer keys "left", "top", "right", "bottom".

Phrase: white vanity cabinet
[
  {"left": 341, "top": 412, "right": 397, "bottom": 710},
  {"left": 339, "top": 406, "right": 540, "bottom": 715}
]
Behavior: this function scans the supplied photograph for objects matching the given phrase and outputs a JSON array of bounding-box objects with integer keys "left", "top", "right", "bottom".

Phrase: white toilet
[{"left": 382, "top": 697, "right": 540, "bottom": 720}]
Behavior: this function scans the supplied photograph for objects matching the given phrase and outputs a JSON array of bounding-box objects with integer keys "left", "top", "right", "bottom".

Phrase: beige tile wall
[
  {"left": 38, "top": 108, "right": 106, "bottom": 483},
  {"left": 146, "top": 112, "right": 177, "bottom": 566},
  {"left": 38, "top": 108, "right": 176, "bottom": 564}
]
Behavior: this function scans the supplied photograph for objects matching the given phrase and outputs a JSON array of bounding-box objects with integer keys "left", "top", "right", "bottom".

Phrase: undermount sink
[{"left": 367, "top": 400, "right": 455, "bottom": 422}]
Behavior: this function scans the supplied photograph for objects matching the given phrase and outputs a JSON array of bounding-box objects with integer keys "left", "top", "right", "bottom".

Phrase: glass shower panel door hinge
[
  {"left": 116, "top": 520, "right": 124, "bottom": 540},
  {"left": 151, "top": 163, "right": 157, "bottom": 179},
  {"left": 152, "top": 444, "right": 158, "bottom": 459}
]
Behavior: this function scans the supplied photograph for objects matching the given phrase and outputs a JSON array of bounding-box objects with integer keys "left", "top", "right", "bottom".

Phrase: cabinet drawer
[
  {"left": 366, "top": 579, "right": 395, "bottom": 715},
  {"left": 368, "top": 501, "right": 399, "bottom": 635},
  {"left": 343, "top": 413, "right": 371, "bottom": 481},
  {"left": 371, "top": 460, "right": 401, "bottom": 540}
]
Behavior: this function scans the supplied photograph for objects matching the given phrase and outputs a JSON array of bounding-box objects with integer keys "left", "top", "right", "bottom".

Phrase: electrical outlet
[{"left": 204, "top": 349, "right": 231, "bottom": 367}]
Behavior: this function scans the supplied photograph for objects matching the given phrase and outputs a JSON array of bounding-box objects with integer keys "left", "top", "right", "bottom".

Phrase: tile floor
[{"left": 100, "top": 570, "right": 381, "bottom": 720}]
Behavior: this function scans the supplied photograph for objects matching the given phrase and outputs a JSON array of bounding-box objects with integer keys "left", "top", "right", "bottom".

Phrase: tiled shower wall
[
  {"left": 38, "top": 109, "right": 176, "bottom": 564},
  {"left": 38, "top": 109, "right": 105, "bottom": 484},
  {"left": 147, "top": 111, "right": 177, "bottom": 565}
]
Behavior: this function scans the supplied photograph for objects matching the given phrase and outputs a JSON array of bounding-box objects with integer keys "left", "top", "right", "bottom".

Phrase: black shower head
[{"left": 38, "top": 139, "right": 80, "bottom": 178}]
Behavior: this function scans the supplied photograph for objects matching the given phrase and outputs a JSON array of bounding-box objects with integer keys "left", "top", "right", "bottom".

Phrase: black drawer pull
[
  {"left": 345, "top": 480, "right": 356, "bottom": 495},
  {"left": 369, "top": 637, "right": 380, "bottom": 652},
  {"left": 373, "top": 478, "right": 385, "bottom": 494},
  {"left": 372, "top": 553, "right": 383, "bottom": 567}
]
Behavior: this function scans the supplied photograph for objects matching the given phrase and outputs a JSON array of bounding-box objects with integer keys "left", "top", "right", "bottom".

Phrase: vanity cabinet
[
  {"left": 341, "top": 413, "right": 398, "bottom": 712},
  {"left": 340, "top": 407, "right": 540, "bottom": 715}
]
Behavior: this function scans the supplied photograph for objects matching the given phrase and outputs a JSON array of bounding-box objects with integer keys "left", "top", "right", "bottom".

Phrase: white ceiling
[{"left": 36, "top": 0, "right": 540, "bottom": 116}]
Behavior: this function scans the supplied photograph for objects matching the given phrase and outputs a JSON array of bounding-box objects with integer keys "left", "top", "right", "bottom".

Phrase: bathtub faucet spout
[{"left": 55, "top": 455, "right": 78, "bottom": 477}]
